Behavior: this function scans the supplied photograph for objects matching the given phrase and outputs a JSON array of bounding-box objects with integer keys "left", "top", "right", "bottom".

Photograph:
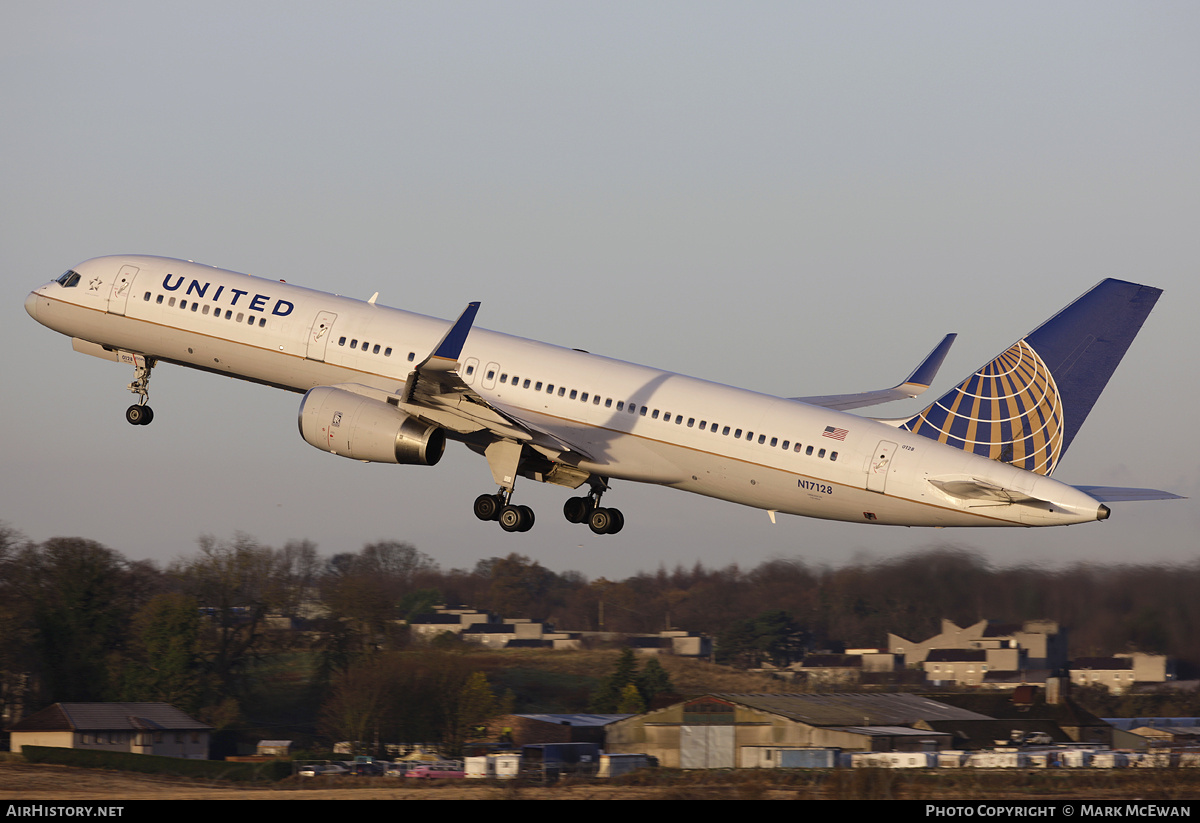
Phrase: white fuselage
[{"left": 26, "top": 255, "right": 1108, "bottom": 528}]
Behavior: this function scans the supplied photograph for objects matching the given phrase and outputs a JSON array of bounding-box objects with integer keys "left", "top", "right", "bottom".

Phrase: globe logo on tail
[{"left": 902, "top": 339, "right": 1064, "bottom": 476}]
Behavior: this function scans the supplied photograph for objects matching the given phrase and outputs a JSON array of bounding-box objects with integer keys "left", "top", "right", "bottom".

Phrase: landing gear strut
[{"left": 125, "top": 355, "right": 156, "bottom": 426}]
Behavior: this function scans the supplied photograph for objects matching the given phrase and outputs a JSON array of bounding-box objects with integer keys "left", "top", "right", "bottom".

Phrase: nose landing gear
[{"left": 125, "top": 355, "right": 156, "bottom": 426}]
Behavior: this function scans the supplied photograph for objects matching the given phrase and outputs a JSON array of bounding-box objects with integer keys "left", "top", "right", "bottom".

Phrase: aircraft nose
[{"left": 25, "top": 291, "right": 39, "bottom": 320}]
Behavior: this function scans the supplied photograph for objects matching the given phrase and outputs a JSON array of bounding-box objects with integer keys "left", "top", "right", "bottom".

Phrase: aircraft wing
[
  {"left": 397, "top": 302, "right": 595, "bottom": 462},
  {"left": 791, "top": 333, "right": 956, "bottom": 411}
]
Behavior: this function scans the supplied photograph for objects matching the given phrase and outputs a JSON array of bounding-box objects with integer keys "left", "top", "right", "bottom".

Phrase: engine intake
[{"left": 298, "top": 386, "right": 445, "bottom": 466}]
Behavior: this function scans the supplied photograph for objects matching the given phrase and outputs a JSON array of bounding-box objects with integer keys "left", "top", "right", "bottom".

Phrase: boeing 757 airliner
[{"left": 25, "top": 256, "right": 1180, "bottom": 535}]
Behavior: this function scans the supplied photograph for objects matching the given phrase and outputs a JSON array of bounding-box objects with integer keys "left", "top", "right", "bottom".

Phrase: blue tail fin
[{"left": 901, "top": 279, "right": 1162, "bottom": 476}]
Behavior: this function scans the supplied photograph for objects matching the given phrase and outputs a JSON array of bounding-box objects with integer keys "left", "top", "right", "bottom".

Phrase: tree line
[{"left": 3, "top": 521, "right": 1198, "bottom": 749}]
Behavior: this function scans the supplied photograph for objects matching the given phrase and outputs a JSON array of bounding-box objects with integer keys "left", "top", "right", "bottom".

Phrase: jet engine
[{"left": 298, "top": 386, "right": 445, "bottom": 465}]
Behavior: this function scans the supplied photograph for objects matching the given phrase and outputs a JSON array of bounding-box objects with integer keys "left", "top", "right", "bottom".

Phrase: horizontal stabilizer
[
  {"left": 793, "top": 333, "right": 957, "bottom": 411},
  {"left": 1072, "top": 485, "right": 1184, "bottom": 502}
]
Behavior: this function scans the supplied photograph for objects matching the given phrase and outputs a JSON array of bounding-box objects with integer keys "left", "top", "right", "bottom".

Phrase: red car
[{"left": 405, "top": 764, "right": 465, "bottom": 779}]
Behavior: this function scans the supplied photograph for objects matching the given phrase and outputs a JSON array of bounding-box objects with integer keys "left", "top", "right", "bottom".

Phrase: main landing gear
[
  {"left": 125, "top": 355, "right": 156, "bottom": 426},
  {"left": 473, "top": 492, "right": 536, "bottom": 533},
  {"left": 472, "top": 487, "right": 624, "bottom": 537},
  {"left": 473, "top": 440, "right": 623, "bottom": 535},
  {"left": 563, "top": 489, "right": 624, "bottom": 535},
  {"left": 472, "top": 482, "right": 624, "bottom": 535}
]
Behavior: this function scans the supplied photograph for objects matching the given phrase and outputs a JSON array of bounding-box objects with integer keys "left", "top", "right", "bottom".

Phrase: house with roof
[
  {"left": 604, "top": 693, "right": 990, "bottom": 768},
  {"left": 890, "top": 619, "right": 1067, "bottom": 674},
  {"left": 484, "top": 713, "right": 632, "bottom": 747},
  {"left": 927, "top": 683, "right": 1112, "bottom": 747},
  {"left": 1104, "top": 717, "right": 1200, "bottom": 750},
  {"left": 7, "top": 703, "right": 211, "bottom": 759},
  {"left": 409, "top": 607, "right": 582, "bottom": 649},
  {"left": 1069, "top": 653, "right": 1174, "bottom": 694}
]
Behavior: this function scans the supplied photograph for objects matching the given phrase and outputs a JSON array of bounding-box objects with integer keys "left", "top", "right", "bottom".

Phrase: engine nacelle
[{"left": 298, "top": 386, "right": 445, "bottom": 466}]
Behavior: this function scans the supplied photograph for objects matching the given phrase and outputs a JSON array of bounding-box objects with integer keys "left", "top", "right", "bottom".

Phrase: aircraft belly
[{"left": 654, "top": 438, "right": 1034, "bottom": 527}]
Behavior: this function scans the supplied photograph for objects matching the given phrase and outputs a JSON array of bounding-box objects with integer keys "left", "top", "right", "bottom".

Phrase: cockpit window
[{"left": 56, "top": 270, "right": 81, "bottom": 288}]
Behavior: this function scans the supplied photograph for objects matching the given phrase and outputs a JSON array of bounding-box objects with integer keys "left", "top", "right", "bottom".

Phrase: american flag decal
[{"left": 823, "top": 426, "right": 848, "bottom": 441}]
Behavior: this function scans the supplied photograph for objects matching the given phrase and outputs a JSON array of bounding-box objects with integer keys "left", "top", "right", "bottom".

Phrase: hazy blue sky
[{"left": 3, "top": 1, "right": 1197, "bottom": 579}]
